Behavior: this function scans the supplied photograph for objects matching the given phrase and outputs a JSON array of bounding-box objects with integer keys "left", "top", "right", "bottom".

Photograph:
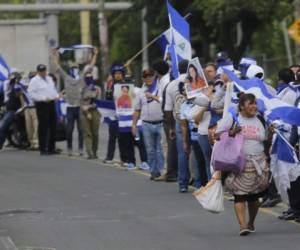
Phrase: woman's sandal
[{"left": 239, "top": 228, "right": 251, "bottom": 236}]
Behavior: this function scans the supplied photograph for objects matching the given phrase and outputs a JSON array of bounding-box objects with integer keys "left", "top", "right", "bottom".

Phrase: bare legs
[
  {"left": 248, "top": 201, "right": 260, "bottom": 229},
  {"left": 234, "top": 200, "right": 260, "bottom": 234},
  {"left": 234, "top": 202, "right": 248, "bottom": 229}
]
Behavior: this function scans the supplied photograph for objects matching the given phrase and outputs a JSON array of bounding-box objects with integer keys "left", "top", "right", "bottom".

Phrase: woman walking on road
[{"left": 216, "top": 93, "right": 271, "bottom": 236}]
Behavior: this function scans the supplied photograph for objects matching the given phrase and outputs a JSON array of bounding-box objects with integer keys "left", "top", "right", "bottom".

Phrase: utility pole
[
  {"left": 38, "top": 0, "right": 59, "bottom": 88},
  {"left": 141, "top": 7, "right": 149, "bottom": 70},
  {"left": 282, "top": 19, "right": 293, "bottom": 66},
  {"left": 98, "top": 0, "right": 109, "bottom": 80},
  {"left": 80, "top": 0, "right": 91, "bottom": 45},
  {"left": 294, "top": 0, "right": 300, "bottom": 64}
]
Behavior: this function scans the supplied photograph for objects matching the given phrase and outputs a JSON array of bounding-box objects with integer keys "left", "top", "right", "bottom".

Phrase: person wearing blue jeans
[
  {"left": 0, "top": 111, "right": 14, "bottom": 149},
  {"left": 197, "top": 134, "right": 212, "bottom": 181},
  {"left": 132, "top": 69, "right": 164, "bottom": 178},
  {"left": 176, "top": 121, "right": 190, "bottom": 192},
  {"left": 66, "top": 106, "right": 83, "bottom": 155},
  {"left": 141, "top": 121, "right": 164, "bottom": 178}
]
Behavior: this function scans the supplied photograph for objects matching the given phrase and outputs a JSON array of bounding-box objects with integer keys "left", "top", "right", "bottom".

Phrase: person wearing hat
[
  {"left": 132, "top": 69, "right": 164, "bottom": 178},
  {"left": 28, "top": 64, "right": 59, "bottom": 155},
  {"left": 102, "top": 63, "right": 126, "bottom": 164}
]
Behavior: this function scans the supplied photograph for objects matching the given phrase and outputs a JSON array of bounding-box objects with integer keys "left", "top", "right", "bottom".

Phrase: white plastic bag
[{"left": 193, "top": 177, "right": 224, "bottom": 213}]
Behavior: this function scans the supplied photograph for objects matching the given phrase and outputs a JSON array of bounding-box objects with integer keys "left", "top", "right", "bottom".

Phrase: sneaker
[
  {"left": 179, "top": 187, "right": 188, "bottom": 193},
  {"left": 78, "top": 149, "right": 84, "bottom": 156},
  {"left": 154, "top": 174, "right": 167, "bottom": 181},
  {"left": 248, "top": 225, "right": 256, "bottom": 233},
  {"left": 139, "top": 162, "right": 150, "bottom": 171},
  {"left": 261, "top": 197, "right": 282, "bottom": 208},
  {"left": 103, "top": 159, "right": 114, "bottom": 164},
  {"left": 239, "top": 228, "right": 250, "bottom": 236},
  {"left": 126, "top": 163, "right": 137, "bottom": 170}
]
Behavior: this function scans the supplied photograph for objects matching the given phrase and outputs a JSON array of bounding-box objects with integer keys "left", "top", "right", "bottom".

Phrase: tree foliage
[{"left": 0, "top": 0, "right": 296, "bottom": 72}]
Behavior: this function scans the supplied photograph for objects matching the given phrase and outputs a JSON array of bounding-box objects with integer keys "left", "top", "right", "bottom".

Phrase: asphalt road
[{"left": 0, "top": 148, "right": 300, "bottom": 250}]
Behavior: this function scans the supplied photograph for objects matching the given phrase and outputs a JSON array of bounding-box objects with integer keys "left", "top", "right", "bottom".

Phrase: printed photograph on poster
[
  {"left": 114, "top": 84, "right": 134, "bottom": 114},
  {"left": 185, "top": 57, "right": 208, "bottom": 99}
]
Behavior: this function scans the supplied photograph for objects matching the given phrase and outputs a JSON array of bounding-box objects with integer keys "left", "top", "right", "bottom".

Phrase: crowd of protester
[{"left": 1, "top": 48, "right": 300, "bottom": 236}]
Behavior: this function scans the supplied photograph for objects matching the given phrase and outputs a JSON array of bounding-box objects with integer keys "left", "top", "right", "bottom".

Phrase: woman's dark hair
[
  {"left": 188, "top": 64, "right": 199, "bottom": 79},
  {"left": 296, "top": 69, "right": 300, "bottom": 82},
  {"left": 178, "top": 81, "right": 185, "bottom": 95},
  {"left": 278, "top": 68, "right": 295, "bottom": 83},
  {"left": 121, "top": 85, "right": 129, "bottom": 91},
  {"left": 238, "top": 93, "right": 256, "bottom": 112},
  {"left": 178, "top": 59, "right": 189, "bottom": 74},
  {"left": 152, "top": 60, "right": 169, "bottom": 75}
]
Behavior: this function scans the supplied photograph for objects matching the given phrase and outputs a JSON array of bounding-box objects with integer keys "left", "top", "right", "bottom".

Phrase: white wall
[{"left": 0, "top": 19, "right": 49, "bottom": 73}]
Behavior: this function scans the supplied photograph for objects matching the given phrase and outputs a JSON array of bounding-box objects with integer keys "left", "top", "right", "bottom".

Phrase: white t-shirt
[
  {"left": 216, "top": 114, "right": 266, "bottom": 155},
  {"left": 197, "top": 110, "right": 211, "bottom": 135},
  {"left": 164, "top": 74, "right": 186, "bottom": 112},
  {"left": 135, "top": 85, "right": 163, "bottom": 121}
]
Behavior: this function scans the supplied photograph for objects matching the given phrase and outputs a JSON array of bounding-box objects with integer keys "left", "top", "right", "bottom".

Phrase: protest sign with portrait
[
  {"left": 114, "top": 84, "right": 135, "bottom": 115},
  {"left": 185, "top": 57, "right": 208, "bottom": 99}
]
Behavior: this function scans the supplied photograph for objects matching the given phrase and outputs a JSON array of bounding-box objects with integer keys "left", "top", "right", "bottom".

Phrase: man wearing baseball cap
[{"left": 28, "top": 64, "right": 59, "bottom": 155}]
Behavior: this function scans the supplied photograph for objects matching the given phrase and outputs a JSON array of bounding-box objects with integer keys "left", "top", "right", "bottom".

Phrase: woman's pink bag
[{"left": 212, "top": 132, "right": 246, "bottom": 174}]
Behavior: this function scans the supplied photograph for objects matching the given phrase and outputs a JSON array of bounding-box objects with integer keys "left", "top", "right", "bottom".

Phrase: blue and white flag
[
  {"left": 167, "top": 1, "right": 192, "bottom": 78},
  {"left": 157, "top": 29, "right": 171, "bottom": 53},
  {"left": 0, "top": 55, "right": 10, "bottom": 81},
  {"left": 59, "top": 44, "right": 94, "bottom": 54},
  {"left": 270, "top": 130, "right": 300, "bottom": 200},
  {"left": 95, "top": 99, "right": 117, "bottom": 124},
  {"left": 224, "top": 68, "right": 300, "bottom": 126},
  {"left": 223, "top": 68, "right": 300, "bottom": 196}
]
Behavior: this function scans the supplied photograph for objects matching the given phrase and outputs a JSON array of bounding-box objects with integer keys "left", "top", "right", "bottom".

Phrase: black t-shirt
[{"left": 6, "top": 84, "right": 21, "bottom": 112}]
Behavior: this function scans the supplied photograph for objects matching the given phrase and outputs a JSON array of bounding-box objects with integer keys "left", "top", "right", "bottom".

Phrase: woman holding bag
[{"left": 215, "top": 93, "right": 271, "bottom": 236}]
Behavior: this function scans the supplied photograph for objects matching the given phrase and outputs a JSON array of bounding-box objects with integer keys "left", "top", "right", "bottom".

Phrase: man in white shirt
[
  {"left": 28, "top": 64, "right": 59, "bottom": 155},
  {"left": 153, "top": 60, "right": 178, "bottom": 182},
  {"left": 164, "top": 60, "right": 190, "bottom": 192}
]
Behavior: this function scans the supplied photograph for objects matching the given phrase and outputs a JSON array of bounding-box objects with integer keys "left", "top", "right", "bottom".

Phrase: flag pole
[{"left": 124, "top": 13, "right": 191, "bottom": 68}]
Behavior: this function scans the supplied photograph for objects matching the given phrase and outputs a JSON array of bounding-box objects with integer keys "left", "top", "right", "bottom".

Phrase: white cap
[
  {"left": 240, "top": 57, "right": 257, "bottom": 66},
  {"left": 217, "top": 64, "right": 234, "bottom": 75},
  {"left": 246, "top": 65, "right": 264, "bottom": 79}
]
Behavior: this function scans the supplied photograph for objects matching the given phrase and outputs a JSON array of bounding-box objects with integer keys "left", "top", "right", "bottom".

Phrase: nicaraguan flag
[
  {"left": 224, "top": 68, "right": 300, "bottom": 126},
  {"left": 222, "top": 68, "right": 300, "bottom": 196},
  {"left": 167, "top": 1, "right": 191, "bottom": 77},
  {"left": 59, "top": 44, "right": 94, "bottom": 54},
  {"left": 0, "top": 55, "right": 10, "bottom": 81},
  {"left": 270, "top": 131, "right": 300, "bottom": 199},
  {"left": 95, "top": 100, "right": 117, "bottom": 124},
  {"left": 157, "top": 29, "right": 171, "bottom": 53}
]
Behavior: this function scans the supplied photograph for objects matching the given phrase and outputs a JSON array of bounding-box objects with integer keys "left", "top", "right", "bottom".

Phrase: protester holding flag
[
  {"left": 102, "top": 63, "right": 124, "bottom": 164},
  {"left": 112, "top": 64, "right": 138, "bottom": 170},
  {"left": 52, "top": 48, "right": 99, "bottom": 156}
]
